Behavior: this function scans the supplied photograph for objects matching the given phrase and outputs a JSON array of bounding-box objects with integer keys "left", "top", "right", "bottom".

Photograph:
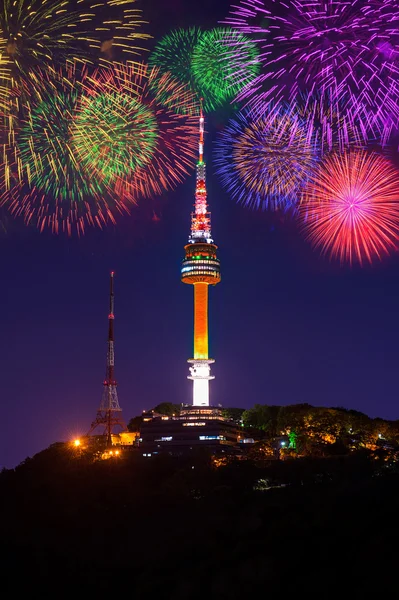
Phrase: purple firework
[
  {"left": 214, "top": 105, "right": 318, "bottom": 211},
  {"left": 225, "top": 0, "right": 399, "bottom": 137}
]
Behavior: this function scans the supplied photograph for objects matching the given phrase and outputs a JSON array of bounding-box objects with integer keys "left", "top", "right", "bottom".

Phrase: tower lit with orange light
[{"left": 181, "top": 109, "right": 221, "bottom": 406}]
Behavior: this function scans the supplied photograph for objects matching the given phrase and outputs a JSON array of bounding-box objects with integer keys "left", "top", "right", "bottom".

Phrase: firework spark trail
[
  {"left": 300, "top": 150, "right": 399, "bottom": 264},
  {"left": 278, "top": 91, "right": 383, "bottom": 153},
  {"left": 0, "top": 0, "right": 149, "bottom": 78},
  {"left": 215, "top": 106, "right": 317, "bottom": 211}
]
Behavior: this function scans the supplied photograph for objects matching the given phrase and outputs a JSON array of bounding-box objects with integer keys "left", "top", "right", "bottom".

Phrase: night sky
[{"left": 2, "top": 0, "right": 399, "bottom": 469}]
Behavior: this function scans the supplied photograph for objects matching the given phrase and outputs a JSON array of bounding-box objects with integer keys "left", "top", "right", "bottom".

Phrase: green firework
[
  {"left": 192, "top": 27, "right": 260, "bottom": 112},
  {"left": 148, "top": 27, "right": 203, "bottom": 96},
  {"left": 18, "top": 81, "right": 106, "bottom": 202},
  {"left": 72, "top": 92, "right": 158, "bottom": 184}
]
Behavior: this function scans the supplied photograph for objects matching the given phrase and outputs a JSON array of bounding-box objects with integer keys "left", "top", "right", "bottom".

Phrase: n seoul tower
[{"left": 181, "top": 107, "right": 221, "bottom": 406}]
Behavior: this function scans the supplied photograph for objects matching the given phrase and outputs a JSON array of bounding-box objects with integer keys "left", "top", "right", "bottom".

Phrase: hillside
[{"left": 1, "top": 437, "right": 399, "bottom": 596}]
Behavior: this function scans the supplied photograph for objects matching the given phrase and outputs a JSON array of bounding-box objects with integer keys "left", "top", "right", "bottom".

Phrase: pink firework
[{"left": 300, "top": 150, "right": 399, "bottom": 264}]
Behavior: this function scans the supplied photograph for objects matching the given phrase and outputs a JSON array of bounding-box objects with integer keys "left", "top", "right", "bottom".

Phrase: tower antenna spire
[
  {"left": 181, "top": 109, "right": 221, "bottom": 407},
  {"left": 189, "top": 105, "right": 213, "bottom": 244},
  {"left": 199, "top": 99, "right": 204, "bottom": 164},
  {"left": 87, "top": 271, "right": 125, "bottom": 445}
]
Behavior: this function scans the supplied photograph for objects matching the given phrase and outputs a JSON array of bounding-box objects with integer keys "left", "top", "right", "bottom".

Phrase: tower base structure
[{"left": 187, "top": 358, "right": 214, "bottom": 406}]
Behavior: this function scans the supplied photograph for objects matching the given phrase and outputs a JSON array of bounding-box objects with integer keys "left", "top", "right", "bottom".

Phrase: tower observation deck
[{"left": 181, "top": 108, "right": 221, "bottom": 407}]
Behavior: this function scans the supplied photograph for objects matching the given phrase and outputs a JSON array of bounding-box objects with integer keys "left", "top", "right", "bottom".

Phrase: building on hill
[{"left": 139, "top": 405, "right": 254, "bottom": 456}]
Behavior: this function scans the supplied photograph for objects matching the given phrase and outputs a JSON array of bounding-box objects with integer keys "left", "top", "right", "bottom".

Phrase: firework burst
[
  {"left": 300, "top": 150, "right": 399, "bottom": 264},
  {"left": 148, "top": 27, "right": 202, "bottom": 96},
  {"left": 0, "top": 0, "right": 150, "bottom": 208},
  {"left": 215, "top": 107, "right": 317, "bottom": 211},
  {"left": 0, "top": 0, "right": 148, "bottom": 78},
  {"left": 1, "top": 63, "right": 199, "bottom": 234},
  {"left": 90, "top": 63, "right": 199, "bottom": 199},
  {"left": 72, "top": 91, "right": 158, "bottom": 185},
  {"left": 149, "top": 27, "right": 259, "bottom": 112},
  {"left": 2, "top": 68, "right": 132, "bottom": 235},
  {"left": 191, "top": 27, "right": 260, "bottom": 112},
  {"left": 17, "top": 71, "right": 105, "bottom": 202},
  {"left": 225, "top": 0, "right": 399, "bottom": 136},
  {"left": 0, "top": 0, "right": 149, "bottom": 121}
]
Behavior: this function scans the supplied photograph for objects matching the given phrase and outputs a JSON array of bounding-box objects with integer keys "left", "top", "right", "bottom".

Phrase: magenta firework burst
[
  {"left": 300, "top": 150, "right": 399, "bottom": 264},
  {"left": 225, "top": 0, "right": 399, "bottom": 134}
]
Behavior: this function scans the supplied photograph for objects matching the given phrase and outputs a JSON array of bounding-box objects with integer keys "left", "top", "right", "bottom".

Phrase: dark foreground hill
[{"left": 1, "top": 443, "right": 399, "bottom": 596}]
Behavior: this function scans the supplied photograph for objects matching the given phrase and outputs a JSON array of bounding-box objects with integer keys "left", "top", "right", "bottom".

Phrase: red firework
[{"left": 300, "top": 150, "right": 399, "bottom": 264}]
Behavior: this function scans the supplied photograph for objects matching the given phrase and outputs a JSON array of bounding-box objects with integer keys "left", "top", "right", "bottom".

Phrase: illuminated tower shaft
[
  {"left": 181, "top": 110, "right": 221, "bottom": 406},
  {"left": 87, "top": 272, "right": 125, "bottom": 445}
]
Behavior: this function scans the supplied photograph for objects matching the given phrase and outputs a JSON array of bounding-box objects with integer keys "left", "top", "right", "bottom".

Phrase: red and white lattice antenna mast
[{"left": 87, "top": 272, "right": 125, "bottom": 446}]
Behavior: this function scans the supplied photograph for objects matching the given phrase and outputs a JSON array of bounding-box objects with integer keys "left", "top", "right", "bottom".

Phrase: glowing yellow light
[
  {"left": 73, "top": 439, "right": 81, "bottom": 447},
  {"left": 194, "top": 282, "right": 208, "bottom": 359},
  {"left": 115, "top": 450, "right": 120, "bottom": 456}
]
